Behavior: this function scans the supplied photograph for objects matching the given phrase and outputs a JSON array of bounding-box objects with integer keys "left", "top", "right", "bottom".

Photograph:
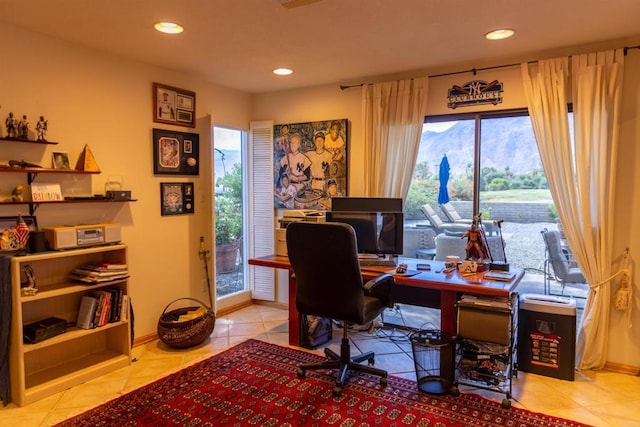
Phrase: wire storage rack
[{"left": 451, "top": 293, "right": 518, "bottom": 409}]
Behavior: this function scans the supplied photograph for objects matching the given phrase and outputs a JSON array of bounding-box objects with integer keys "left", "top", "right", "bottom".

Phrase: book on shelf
[
  {"left": 69, "top": 264, "right": 129, "bottom": 284},
  {"left": 99, "top": 291, "right": 112, "bottom": 327},
  {"left": 90, "top": 291, "right": 105, "bottom": 327},
  {"left": 98, "top": 263, "right": 128, "bottom": 270},
  {"left": 69, "top": 273, "right": 129, "bottom": 284},
  {"left": 120, "top": 294, "right": 130, "bottom": 321},
  {"left": 77, "top": 295, "right": 98, "bottom": 329},
  {"left": 78, "top": 287, "right": 126, "bottom": 328}
]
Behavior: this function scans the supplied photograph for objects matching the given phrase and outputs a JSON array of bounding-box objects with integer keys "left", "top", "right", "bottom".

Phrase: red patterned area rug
[{"left": 56, "top": 339, "right": 590, "bottom": 427}]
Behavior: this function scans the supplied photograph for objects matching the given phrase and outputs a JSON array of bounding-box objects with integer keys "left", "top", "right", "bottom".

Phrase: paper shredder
[{"left": 518, "top": 294, "right": 577, "bottom": 381}]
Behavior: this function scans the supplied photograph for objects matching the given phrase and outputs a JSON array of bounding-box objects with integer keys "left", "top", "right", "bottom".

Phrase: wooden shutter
[{"left": 248, "top": 120, "right": 275, "bottom": 300}]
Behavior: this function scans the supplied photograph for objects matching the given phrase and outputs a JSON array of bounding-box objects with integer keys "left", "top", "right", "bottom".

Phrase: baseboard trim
[
  {"left": 252, "top": 299, "right": 288, "bottom": 311},
  {"left": 216, "top": 299, "right": 254, "bottom": 317},
  {"left": 134, "top": 332, "right": 159, "bottom": 347},
  {"left": 603, "top": 361, "right": 640, "bottom": 376}
]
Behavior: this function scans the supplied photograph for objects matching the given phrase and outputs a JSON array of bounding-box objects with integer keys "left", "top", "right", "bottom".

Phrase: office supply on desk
[
  {"left": 286, "top": 221, "right": 394, "bottom": 396},
  {"left": 385, "top": 268, "right": 420, "bottom": 277}
]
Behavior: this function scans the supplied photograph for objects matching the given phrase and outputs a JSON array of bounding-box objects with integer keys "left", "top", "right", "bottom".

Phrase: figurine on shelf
[
  {"left": 21, "top": 264, "right": 38, "bottom": 297},
  {"left": 36, "top": 116, "right": 48, "bottom": 141},
  {"left": 12, "top": 184, "right": 24, "bottom": 202},
  {"left": 5, "top": 112, "right": 18, "bottom": 138},
  {"left": 18, "top": 114, "right": 30, "bottom": 139}
]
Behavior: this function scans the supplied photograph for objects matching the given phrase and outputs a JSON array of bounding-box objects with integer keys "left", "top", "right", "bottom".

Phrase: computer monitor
[{"left": 326, "top": 197, "right": 404, "bottom": 256}]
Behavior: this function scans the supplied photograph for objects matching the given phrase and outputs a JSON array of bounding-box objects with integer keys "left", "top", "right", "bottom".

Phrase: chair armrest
[{"left": 363, "top": 273, "right": 395, "bottom": 306}]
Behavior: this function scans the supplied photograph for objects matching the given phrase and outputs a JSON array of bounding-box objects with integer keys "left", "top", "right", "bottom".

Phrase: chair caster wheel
[
  {"left": 501, "top": 399, "right": 511, "bottom": 409},
  {"left": 380, "top": 377, "right": 387, "bottom": 386},
  {"left": 296, "top": 369, "right": 305, "bottom": 379},
  {"left": 332, "top": 386, "right": 343, "bottom": 397}
]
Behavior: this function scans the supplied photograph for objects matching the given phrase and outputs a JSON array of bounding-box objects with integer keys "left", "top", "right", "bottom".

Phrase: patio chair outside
[
  {"left": 440, "top": 202, "right": 473, "bottom": 224},
  {"left": 440, "top": 202, "right": 498, "bottom": 235},
  {"left": 540, "top": 228, "right": 588, "bottom": 298},
  {"left": 415, "top": 228, "right": 437, "bottom": 259},
  {"left": 420, "top": 204, "right": 468, "bottom": 235}
]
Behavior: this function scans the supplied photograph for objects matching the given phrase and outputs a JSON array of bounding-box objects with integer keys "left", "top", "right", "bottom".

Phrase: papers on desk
[{"left": 484, "top": 270, "right": 516, "bottom": 282}]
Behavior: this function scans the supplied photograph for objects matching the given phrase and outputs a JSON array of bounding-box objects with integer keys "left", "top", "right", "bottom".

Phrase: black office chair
[{"left": 286, "top": 221, "right": 395, "bottom": 396}]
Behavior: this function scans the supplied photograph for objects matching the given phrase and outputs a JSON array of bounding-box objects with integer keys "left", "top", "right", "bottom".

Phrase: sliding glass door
[
  {"left": 406, "top": 110, "right": 556, "bottom": 273},
  {"left": 213, "top": 126, "right": 247, "bottom": 302}
]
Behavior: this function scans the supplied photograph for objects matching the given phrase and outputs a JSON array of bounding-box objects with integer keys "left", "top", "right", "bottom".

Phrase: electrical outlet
[{"left": 201, "top": 279, "right": 208, "bottom": 293}]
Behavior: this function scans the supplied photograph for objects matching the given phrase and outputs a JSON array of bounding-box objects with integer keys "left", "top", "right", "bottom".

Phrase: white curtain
[
  {"left": 522, "top": 49, "right": 625, "bottom": 369},
  {"left": 362, "top": 77, "right": 428, "bottom": 198}
]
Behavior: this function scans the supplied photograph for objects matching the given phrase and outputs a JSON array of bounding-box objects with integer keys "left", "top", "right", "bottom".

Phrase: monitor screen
[
  {"left": 326, "top": 210, "right": 404, "bottom": 255},
  {"left": 330, "top": 197, "right": 402, "bottom": 213}
]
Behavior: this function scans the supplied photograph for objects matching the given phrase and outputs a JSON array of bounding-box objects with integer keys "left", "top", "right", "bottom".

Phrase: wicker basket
[{"left": 157, "top": 298, "right": 215, "bottom": 348}]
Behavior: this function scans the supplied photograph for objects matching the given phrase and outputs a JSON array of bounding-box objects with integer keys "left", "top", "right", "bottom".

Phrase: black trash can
[
  {"left": 410, "top": 329, "right": 455, "bottom": 394},
  {"left": 518, "top": 294, "right": 577, "bottom": 381}
]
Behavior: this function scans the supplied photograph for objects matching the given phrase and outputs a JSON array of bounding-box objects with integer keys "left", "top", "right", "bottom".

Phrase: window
[{"left": 406, "top": 110, "right": 558, "bottom": 273}]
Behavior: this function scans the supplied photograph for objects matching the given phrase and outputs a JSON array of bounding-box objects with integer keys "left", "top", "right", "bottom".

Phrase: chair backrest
[
  {"left": 440, "top": 202, "right": 463, "bottom": 222},
  {"left": 419, "top": 228, "right": 437, "bottom": 249},
  {"left": 420, "top": 204, "right": 445, "bottom": 228},
  {"left": 541, "top": 229, "right": 569, "bottom": 279},
  {"left": 286, "top": 222, "right": 367, "bottom": 324}
]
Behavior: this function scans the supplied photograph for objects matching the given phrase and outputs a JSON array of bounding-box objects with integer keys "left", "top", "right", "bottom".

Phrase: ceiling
[{"left": 1, "top": 0, "right": 639, "bottom": 94}]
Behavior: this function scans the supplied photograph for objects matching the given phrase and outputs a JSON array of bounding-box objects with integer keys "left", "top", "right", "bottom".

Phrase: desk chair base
[{"left": 297, "top": 331, "right": 388, "bottom": 396}]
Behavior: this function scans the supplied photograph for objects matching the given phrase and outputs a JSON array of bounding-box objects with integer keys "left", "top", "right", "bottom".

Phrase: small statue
[
  {"left": 21, "top": 264, "right": 38, "bottom": 296},
  {"left": 18, "top": 114, "right": 30, "bottom": 139},
  {"left": 12, "top": 184, "right": 24, "bottom": 202},
  {"left": 5, "top": 112, "right": 18, "bottom": 138},
  {"left": 462, "top": 215, "right": 489, "bottom": 261},
  {"left": 36, "top": 116, "right": 48, "bottom": 141}
]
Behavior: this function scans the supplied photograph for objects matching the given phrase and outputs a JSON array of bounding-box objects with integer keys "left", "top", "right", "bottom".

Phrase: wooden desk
[{"left": 248, "top": 255, "right": 524, "bottom": 346}]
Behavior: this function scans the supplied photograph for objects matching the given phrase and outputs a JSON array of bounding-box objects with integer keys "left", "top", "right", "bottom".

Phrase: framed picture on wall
[
  {"left": 153, "top": 82, "right": 196, "bottom": 128},
  {"left": 160, "top": 182, "right": 195, "bottom": 216},
  {"left": 273, "top": 118, "right": 348, "bottom": 210},
  {"left": 153, "top": 128, "right": 200, "bottom": 175}
]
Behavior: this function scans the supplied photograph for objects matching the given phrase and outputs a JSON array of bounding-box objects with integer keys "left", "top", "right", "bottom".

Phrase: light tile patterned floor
[{"left": 1, "top": 303, "right": 639, "bottom": 427}]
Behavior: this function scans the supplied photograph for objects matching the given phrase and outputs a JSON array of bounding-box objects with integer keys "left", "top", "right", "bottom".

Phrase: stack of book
[
  {"left": 76, "top": 288, "right": 129, "bottom": 329},
  {"left": 69, "top": 263, "right": 129, "bottom": 284}
]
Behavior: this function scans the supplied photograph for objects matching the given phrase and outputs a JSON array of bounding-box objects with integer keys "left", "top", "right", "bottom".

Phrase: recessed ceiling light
[
  {"left": 154, "top": 22, "right": 184, "bottom": 34},
  {"left": 485, "top": 28, "right": 515, "bottom": 40},
  {"left": 273, "top": 68, "right": 293, "bottom": 76}
]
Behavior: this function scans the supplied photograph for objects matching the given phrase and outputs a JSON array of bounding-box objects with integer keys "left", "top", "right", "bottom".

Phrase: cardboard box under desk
[{"left": 457, "top": 299, "right": 513, "bottom": 345}]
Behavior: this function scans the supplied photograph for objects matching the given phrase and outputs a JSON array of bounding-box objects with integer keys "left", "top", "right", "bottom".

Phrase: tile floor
[{"left": 1, "top": 301, "right": 639, "bottom": 427}]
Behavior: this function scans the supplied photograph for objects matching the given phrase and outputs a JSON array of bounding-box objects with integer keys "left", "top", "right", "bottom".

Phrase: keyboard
[{"left": 358, "top": 258, "right": 397, "bottom": 267}]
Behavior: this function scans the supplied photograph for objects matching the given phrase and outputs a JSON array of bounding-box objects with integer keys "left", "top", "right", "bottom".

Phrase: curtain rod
[{"left": 339, "top": 44, "right": 640, "bottom": 91}]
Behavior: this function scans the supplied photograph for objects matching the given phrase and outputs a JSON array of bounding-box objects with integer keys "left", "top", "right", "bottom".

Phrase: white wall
[
  {"left": 253, "top": 52, "right": 640, "bottom": 370},
  {"left": 0, "top": 24, "right": 252, "bottom": 339}
]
